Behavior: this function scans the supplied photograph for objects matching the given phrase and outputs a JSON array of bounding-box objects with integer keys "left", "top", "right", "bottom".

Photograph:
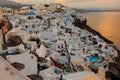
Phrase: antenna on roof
[{"left": 59, "top": 75, "right": 63, "bottom": 80}]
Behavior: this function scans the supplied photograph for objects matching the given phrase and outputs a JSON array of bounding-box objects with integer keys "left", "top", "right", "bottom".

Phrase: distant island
[{"left": 0, "top": 0, "right": 26, "bottom": 9}]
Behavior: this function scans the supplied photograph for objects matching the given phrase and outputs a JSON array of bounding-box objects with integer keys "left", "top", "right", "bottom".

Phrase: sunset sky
[{"left": 10, "top": 0, "right": 120, "bottom": 9}]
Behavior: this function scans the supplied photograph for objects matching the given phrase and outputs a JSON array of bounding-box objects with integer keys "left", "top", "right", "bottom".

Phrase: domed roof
[
  {"left": 27, "top": 75, "right": 43, "bottom": 80},
  {"left": 28, "top": 11, "right": 36, "bottom": 15},
  {"left": 7, "top": 35, "right": 22, "bottom": 47},
  {"left": 11, "top": 62, "right": 25, "bottom": 71}
]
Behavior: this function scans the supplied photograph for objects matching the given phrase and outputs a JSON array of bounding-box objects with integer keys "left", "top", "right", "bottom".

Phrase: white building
[
  {"left": 0, "top": 29, "right": 3, "bottom": 51},
  {"left": 0, "top": 56, "right": 30, "bottom": 80},
  {"left": 36, "top": 44, "right": 48, "bottom": 58},
  {"left": 6, "top": 52, "right": 37, "bottom": 75},
  {"left": 25, "top": 41, "right": 37, "bottom": 52},
  {"left": 5, "top": 27, "right": 31, "bottom": 43},
  {"left": 39, "top": 66, "right": 63, "bottom": 80},
  {"left": 63, "top": 71, "right": 101, "bottom": 80}
]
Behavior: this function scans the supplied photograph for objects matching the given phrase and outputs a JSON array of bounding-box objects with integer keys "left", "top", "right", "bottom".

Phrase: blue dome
[{"left": 28, "top": 11, "right": 36, "bottom": 15}]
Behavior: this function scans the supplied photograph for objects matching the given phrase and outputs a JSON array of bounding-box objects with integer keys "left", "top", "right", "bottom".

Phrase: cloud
[
  {"left": 12, "top": 0, "right": 58, "bottom": 4},
  {"left": 11, "top": 0, "right": 120, "bottom": 9}
]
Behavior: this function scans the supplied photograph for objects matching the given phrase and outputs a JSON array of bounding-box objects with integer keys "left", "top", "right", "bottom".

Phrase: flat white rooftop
[
  {"left": 63, "top": 71, "right": 100, "bottom": 80},
  {"left": 0, "top": 56, "right": 30, "bottom": 80}
]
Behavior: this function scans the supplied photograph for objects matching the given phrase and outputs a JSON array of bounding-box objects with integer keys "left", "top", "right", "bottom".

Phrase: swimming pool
[{"left": 89, "top": 57, "right": 99, "bottom": 63}]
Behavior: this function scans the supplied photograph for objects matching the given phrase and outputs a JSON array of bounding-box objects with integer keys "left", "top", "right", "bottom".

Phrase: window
[
  {"left": 26, "top": 25, "right": 28, "bottom": 28},
  {"left": 58, "top": 45, "right": 60, "bottom": 48},
  {"left": 31, "top": 56, "right": 34, "bottom": 59},
  {"left": 103, "top": 65, "right": 107, "bottom": 68},
  {"left": 28, "top": 16, "right": 32, "bottom": 20},
  {"left": 30, "top": 31, "right": 32, "bottom": 34}
]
